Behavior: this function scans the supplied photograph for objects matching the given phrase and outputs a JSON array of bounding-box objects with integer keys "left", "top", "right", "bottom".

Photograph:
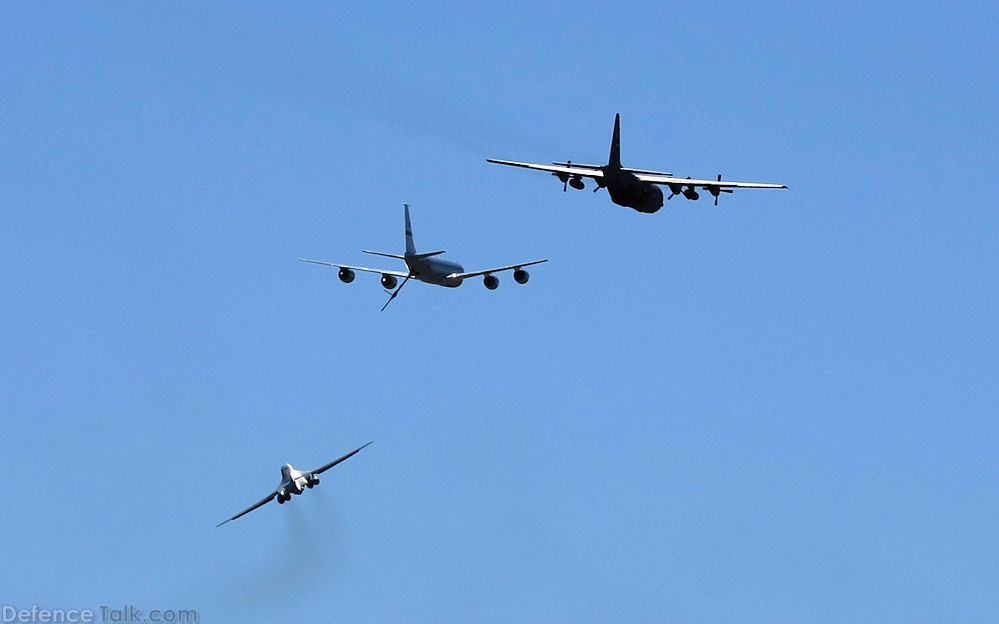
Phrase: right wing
[
  {"left": 634, "top": 173, "right": 787, "bottom": 189},
  {"left": 298, "top": 259, "right": 410, "bottom": 279},
  {"left": 312, "top": 441, "right": 374, "bottom": 475},
  {"left": 448, "top": 259, "right": 548, "bottom": 280},
  {"left": 216, "top": 491, "right": 278, "bottom": 527},
  {"left": 486, "top": 159, "right": 605, "bottom": 180}
]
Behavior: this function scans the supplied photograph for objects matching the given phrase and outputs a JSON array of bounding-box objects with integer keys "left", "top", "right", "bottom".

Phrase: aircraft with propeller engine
[{"left": 488, "top": 113, "right": 786, "bottom": 213}]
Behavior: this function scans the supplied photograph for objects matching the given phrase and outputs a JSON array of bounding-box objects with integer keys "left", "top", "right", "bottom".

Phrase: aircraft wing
[
  {"left": 312, "top": 441, "right": 374, "bottom": 476},
  {"left": 486, "top": 159, "right": 605, "bottom": 180},
  {"left": 298, "top": 258, "right": 410, "bottom": 279},
  {"left": 216, "top": 491, "right": 278, "bottom": 527},
  {"left": 448, "top": 259, "right": 548, "bottom": 280},
  {"left": 634, "top": 173, "right": 787, "bottom": 189}
]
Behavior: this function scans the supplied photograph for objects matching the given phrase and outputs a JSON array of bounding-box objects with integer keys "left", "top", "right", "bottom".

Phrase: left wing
[
  {"left": 635, "top": 172, "right": 787, "bottom": 190},
  {"left": 486, "top": 159, "right": 605, "bottom": 180},
  {"left": 216, "top": 490, "right": 278, "bottom": 527},
  {"left": 448, "top": 259, "right": 548, "bottom": 280},
  {"left": 298, "top": 258, "right": 410, "bottom": 279},
  {"left": 312, "top": 441, "right": 374, "bottom": 476}
]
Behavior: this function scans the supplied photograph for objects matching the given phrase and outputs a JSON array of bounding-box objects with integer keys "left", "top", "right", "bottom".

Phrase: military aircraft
[
  {"left": 488, "top": 114, "right": 786, "bottom": 213},
  {"left": 300, "top": 204, "right": 548, "bottom": 310},
  {"left": 216, "top": 441, "right": 373, "bottom": 527}
]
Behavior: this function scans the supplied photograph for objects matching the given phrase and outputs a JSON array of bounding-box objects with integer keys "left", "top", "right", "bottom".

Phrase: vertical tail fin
[
  {"left": 608, "top": 113, "right": 621, "bottom": 168},
  {"left": 404, "top": 204, "right": 416, "bottom": 256}
]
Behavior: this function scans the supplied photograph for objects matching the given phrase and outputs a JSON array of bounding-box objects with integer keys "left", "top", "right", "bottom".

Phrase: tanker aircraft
[
  {"left": 488, "top": 114, "right": 786, "bottom": 213},
  {"left": 216, "top": 441, "right": 373, "bottom": 527},
  {"left": 300, "top": 204, "right": 547, "bottom": 310}
]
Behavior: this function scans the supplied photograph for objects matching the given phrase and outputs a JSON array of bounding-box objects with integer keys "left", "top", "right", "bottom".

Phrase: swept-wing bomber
[
  {"left": 300, "top": 204, "right": 547, "bottom": 310},
  {"left": 488, "top": 114, "right": 786, "bottom": 213},
  {"left": 216, "top": 441, "right": 372, "bottom": 527}
]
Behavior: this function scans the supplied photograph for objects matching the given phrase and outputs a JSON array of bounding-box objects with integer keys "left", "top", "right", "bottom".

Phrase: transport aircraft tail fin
[{"left": 608, "top": 113, "right": 621, "bottom": 168}]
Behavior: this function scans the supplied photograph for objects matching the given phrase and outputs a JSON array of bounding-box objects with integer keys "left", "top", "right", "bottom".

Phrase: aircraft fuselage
[
  {"left": 404, "top": 255, "right": 465, "bottom": 287},
  {"left": 602, "top": 167, "right": 664, "bottom": 214},
  {"left": 279, "top": 464, "right": 309, "bottom": 496}
]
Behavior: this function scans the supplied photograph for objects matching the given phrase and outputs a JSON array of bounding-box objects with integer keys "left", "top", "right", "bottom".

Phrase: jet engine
[
  {"left": 483, "top": 275, "right": 499, "bottom": 290},
  {"left": 381, "top": 274, "right": 398, "bottom": 290},
  {"left": 513, "top": 269, "right": 529, "bottom": 284},
  {"left": 277, "top": 490, "right": 288, "bottom": 504},
  {"left": 338, "top": 268, "right": 355, "bottom": 283},
  {"left": 306, "top": 474, "right": 319, "bottom": 488}
]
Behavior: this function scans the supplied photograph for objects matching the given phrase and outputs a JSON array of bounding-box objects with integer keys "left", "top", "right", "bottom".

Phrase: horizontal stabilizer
[
  {"left": 622, "top": 167, "right": 674, "bottom": 176},
  {"left": 362, "top": 250, "right": 406, "bottom": 260},
  {"left": 411, "top": 250, "right": 446, "bottom": 260}
]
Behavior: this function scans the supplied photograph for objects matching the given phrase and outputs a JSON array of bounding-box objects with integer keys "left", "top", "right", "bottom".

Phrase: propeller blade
[{"left": 711, "top": 178, "right": 735, "bottom": 206}]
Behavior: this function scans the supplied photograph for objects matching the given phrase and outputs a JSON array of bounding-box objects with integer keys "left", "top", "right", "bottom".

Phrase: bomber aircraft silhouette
[
  {"left": 216, "top": 441, "right": 372, "bottom": 527},
  {"left": 300, "top": 204, "right": 547, "bottom": 310},
  {"left": 488, "top": 114, "right": 786, "bottom": 213}
]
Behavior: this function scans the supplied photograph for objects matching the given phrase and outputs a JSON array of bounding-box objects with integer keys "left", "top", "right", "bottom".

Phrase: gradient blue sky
[{"left": 2, "top": 2, "right": 997, "bottom": 622}]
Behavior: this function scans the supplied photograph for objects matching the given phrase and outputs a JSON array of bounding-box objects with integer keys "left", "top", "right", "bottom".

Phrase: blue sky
[{"left": 1, "top": 2, "right": 996, "bottom": 622}]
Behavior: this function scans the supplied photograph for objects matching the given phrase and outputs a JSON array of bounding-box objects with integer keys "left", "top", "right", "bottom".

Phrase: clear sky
[{"left": 1, "top": 2, "right": 996, "bottom": 622}]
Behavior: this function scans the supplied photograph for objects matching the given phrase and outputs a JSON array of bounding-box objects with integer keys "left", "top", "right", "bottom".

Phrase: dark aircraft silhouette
[
  {"left": 216, "top": 442, "right": 372, "bottom": 527},
  {"left": 488, "top": 114, "right": 786, "bottom": 213}
]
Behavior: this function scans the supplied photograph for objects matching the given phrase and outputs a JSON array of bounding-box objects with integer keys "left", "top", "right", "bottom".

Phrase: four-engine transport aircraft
[
  {"left": 300, "top": 204, "right": 548, "bottom": 310},
  {"left": 488, "top": 114, "right": 787, "bottom": 213},
  {"left": 216, "top": 441, "right": 373, "bottom": 527}
]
